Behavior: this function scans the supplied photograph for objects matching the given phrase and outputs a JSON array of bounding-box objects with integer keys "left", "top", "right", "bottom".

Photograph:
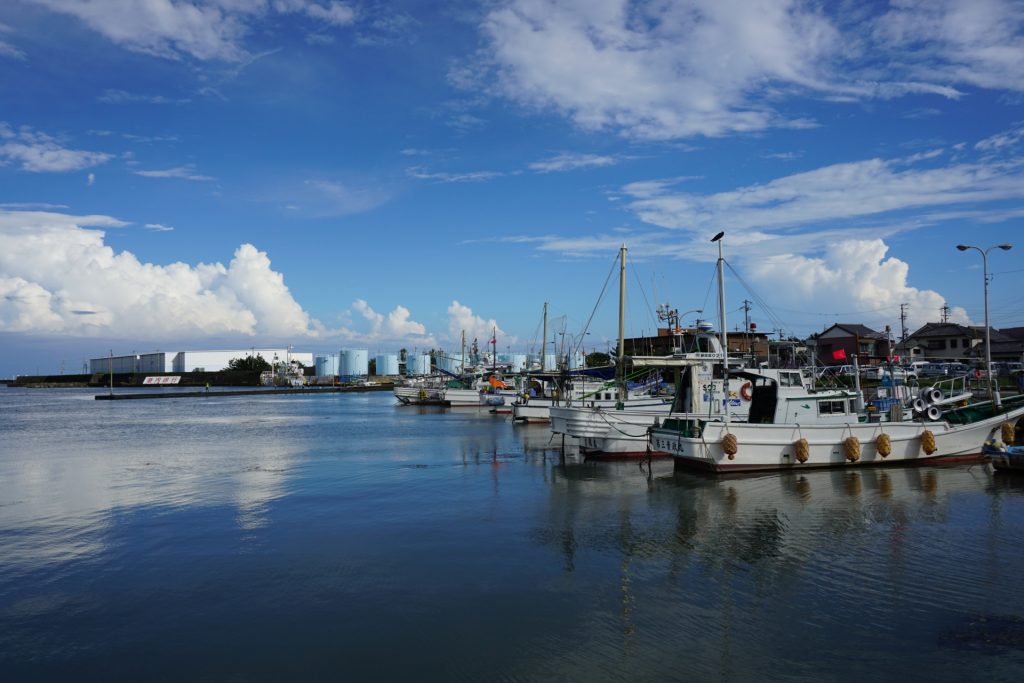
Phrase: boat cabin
[{"left": 742, "top": 371, "right": 859, "bottom": 425}]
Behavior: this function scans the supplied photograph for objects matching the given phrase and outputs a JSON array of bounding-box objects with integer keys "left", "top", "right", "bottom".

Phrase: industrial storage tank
[
  {"left": 406, "top": 354, "right": 432, "bottom": 376},
  {"left": 568, "top": 351, "right": 586, "bottom": 369},
  {"left": 375, "top": 354, "right": 399, "bottom": 376},
  {"left": 509, "top": 354, "right": 527, "bottom": 372},
  {"left": 340, "top": 349, "right": 369, "bottom": 377},
  {"left": 544, "top": 354, "right": 557, "bottom": 371},
  {"left": 315, "top": 354, "right": 339, "bottom": 376},
  {"left": 436, "top": 352, "right": 464, "bottom": 374}
]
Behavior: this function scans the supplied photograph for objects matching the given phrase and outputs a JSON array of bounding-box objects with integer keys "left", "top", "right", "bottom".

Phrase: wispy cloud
[
  {"left": 133, "top": 165, "right": 215, "bottom": 181},
  {"left": 292, "top": 179, "right": 392, "bottom": 216},
  {"left": 0, "top": 22, "right": 25, "bottom": 60},
  {"left": 97, "top": 89, "right": 189, "bottom": 105},
  {"left": 33, "top": 0, "right": 357, "bottom": 62},
  {"left": 0, "top": 123, "right": 112, "bottom": 173},
  {"left": 144, "top": 223, "right": 174, "bottom": 232},
  {"left": 406, "top": 166, "right": 502, "bottom": 183},
  {"left": 975, "top": 124, "right": 1024, "bottom": 151},
  {"left": 529, "top": 152, "right": 617, "bottom": 173},
  {"left": 622, "top": 146, "right": 1024, "bottom": 237},
  {"left": 0, "top": 202, "right": 69, "bottom": 210},
  {"left": 460, "top": 0, "right": 1024, "bottom": 141}
]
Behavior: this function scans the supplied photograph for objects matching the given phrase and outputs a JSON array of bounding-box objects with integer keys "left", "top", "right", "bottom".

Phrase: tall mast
[
  {"left": 541, "top": 302, "right": 548, "bottom": 372},
  {"left": 712, "top": 232, "right": 728, "bottom": 423},
  {"left": 460, "top": 329, "right": 466, "bottom": 375},
  {"left": 618, "top": 244, "right": 627, "bottom": 401},
  {"left": 492, "top": 325, "right": 497, "bottom": 373}
]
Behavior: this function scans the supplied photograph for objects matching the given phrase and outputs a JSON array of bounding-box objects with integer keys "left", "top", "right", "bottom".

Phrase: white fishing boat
[
  {"left": 512, "top": 371, "right": 665, "bottom": 423},
  {"left": 551, "top": 339, "right": 821, "bottom": 459},
  {"left": 394, "top": 378, "right": 446, "bottom": 405},
  {"left": 515, "top": 245, "right": 670, "bottom": 425},
  {"left": 649, "top": 232, "right": 1024, "bottom": 473}
]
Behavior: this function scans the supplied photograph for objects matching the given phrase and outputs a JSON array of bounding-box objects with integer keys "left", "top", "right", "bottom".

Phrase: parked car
[
  {"left": 917, "top": 363, "right": 951, "bottom": 378},
  {"left": 862, "top": 365, "right": 912, "bottom": 382},
  {"left": 821, "top": 364, "right": 856, "bottom": 378}
]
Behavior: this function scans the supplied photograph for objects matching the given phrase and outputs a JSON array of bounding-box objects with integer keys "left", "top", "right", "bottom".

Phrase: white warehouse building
[{"left": 90, "top": 349, "right": 314, "bottom": 374}]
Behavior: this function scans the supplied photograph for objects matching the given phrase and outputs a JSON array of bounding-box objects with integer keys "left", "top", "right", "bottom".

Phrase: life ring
[
  {"left": 975, "top": 369, "right": 983, "bottom": 379},
  {"left": 740, "top": 381, "right": 753, "bottom": 401}
]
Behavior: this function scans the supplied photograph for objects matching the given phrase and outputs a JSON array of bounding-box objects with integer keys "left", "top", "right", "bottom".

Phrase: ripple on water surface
[{"left": 1, "top": 389, "right": 1024, "bottom": 681}]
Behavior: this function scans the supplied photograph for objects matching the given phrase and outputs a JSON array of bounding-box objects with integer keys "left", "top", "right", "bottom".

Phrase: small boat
[{"left": 985, "top": 442, "right": 1024, "bottom": 472}]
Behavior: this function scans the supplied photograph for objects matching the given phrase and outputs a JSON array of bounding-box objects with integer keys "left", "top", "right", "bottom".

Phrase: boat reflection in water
[{"left": 532, "top": 461, "right": 1024, "bottom": 682}]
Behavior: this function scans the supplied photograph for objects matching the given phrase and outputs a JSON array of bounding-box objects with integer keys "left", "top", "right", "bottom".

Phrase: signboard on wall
[{"left": 143, "top": 376, "right": 181, "bottom": 385}]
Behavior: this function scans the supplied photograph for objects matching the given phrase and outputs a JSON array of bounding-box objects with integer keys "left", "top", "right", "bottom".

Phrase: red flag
[{"left": 832, "top": 348, "right": 847, "bottom": 361}]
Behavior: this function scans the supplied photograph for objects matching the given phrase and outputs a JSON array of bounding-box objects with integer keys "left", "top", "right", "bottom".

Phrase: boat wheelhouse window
[
  {"left": 818, "top": 399, "right": 847, "bottom": 415},
  {"left": 697, "top": 336, "right": 712, "bottom": 353},
  {"left": 779, "top": 372, "right": 799, "bottom": 387}
]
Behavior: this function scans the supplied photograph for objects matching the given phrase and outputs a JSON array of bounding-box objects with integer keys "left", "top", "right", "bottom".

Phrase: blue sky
[{"left": 1, "top": 0, "right": 1023, "bottom": 376}]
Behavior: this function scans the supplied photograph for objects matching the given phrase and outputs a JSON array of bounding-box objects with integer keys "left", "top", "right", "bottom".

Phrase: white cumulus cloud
[
  {"left": 447, "top": 300, "right": 512, "bottom": 347},
  {"left": 0, "top": 209, "right": 323, "bottom": 339},
  {"left": 348, "top": 299, "right": 434, "bottom": 344},
  {"left": 746, "top": 239, "right": 968, "bottom": 333}
]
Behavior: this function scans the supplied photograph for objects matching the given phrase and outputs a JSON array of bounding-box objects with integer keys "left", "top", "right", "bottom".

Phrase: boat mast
[
  {"left": 491, "top": 325, "right": 497, "bottom": 374},
  {"left": 460, "top": 329, "right": 465, "bottom": 375},
  {"left": 618, "top": 245, "right": 627, "bottom": 402},
  {"left": 712, "top": 232, "right": 728, "bottom": 423},
  {"left": 541, "top": 302, "right": 548, "bottom": 372}
]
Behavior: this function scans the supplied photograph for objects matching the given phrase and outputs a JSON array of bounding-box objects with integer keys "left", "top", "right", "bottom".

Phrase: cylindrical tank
[
  {"left": 375, "top": 354, "right": 399, "bottom": 376},
  {"left": 406, "top": 354, "right": 432, "bottom": 375},
  {"left": 315, "top": 354, "right": 339, "bottom": 376},
  {"left": 436, "top": 352, "right": 464, "bottom": 374},
  {"left": 544, "top": 353, "right": 557, "bottom": 371},
  {"left": 340, "top": 349, "right": 369, "bottom": 377},
  {"left": 510, "top": 354, "right": 527, "bottom": 372},
  {"left": 568, "top": 351, "right": 586, "bottom": 369}
]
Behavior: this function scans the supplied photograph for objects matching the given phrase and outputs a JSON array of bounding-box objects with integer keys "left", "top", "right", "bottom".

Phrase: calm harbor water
[{"left": 2, "top": 388, "right": 1024, "bottom": 681}]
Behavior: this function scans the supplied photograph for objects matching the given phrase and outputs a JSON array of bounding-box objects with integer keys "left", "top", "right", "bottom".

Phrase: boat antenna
[{"left": 712, "top": 232, "right": 729, "bottom": 424}]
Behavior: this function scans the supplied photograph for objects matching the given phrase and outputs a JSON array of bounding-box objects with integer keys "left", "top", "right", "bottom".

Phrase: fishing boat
[
  {"left": 553, "top": 362, "right": 816, "bottom": 459},
  {"left": 649, "top": 232, "right": 1024, "bottom": 473},
  {"left": 516, "top": 245, "right": 671, "bottom": 426}
]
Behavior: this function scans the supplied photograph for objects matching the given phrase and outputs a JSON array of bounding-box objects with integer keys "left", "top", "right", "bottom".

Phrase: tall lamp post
[{"left": 956, "top": 242, "right": 1013, "bottom": 410}]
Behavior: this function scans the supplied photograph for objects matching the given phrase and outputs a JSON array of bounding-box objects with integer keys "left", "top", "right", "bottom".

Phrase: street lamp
[{"left": 956, "top": 243, "right": 1013, "bottom": 409}]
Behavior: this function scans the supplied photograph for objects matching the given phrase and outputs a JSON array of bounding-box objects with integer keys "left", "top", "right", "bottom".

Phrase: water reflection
[{"left": 2, "top": 389, "right": 1023, "bottom": 682}]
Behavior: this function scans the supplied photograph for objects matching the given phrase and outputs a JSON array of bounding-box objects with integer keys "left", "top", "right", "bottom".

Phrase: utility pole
[
  {"left": 899, "top": 303, "right": 908, "bottom": 342},
  {"left": 742, "top": 299, "right": 752, "bottom": 364},
  {"left": 941, "top": 304, "right": 950, "bottom": 323}
]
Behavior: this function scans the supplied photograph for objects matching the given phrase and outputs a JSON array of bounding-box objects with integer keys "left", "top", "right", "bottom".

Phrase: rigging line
[
  {"left": 700, "top": 266, "right": 717, "bottom": 320},
  {"left": 573, "top": 252, "right": 620, "bottom": 355},
  {"left": 630, "top": 261, "right": 659, "bottom": 332},
  {"left": 723, "top": 261, "right": 790, "bottom": 334}
]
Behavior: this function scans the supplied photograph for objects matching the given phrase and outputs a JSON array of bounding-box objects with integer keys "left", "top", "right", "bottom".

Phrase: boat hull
[
  {"left": 549, "top": 404, "right": 673, "bottom": 458},
  {"left": 652, "top": 408, "right": 1024, "bottom": 473},
  {"left": 393, "top": 385, "right": 445, "bottom": 405}
]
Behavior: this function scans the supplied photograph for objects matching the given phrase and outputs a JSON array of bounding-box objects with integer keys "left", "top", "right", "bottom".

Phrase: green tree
[
  {"left": 226, "top": 354, "right": 272, "bottom": 372},
  {"left": 586, "top": 351, "right": 612, "bottom": 367}
]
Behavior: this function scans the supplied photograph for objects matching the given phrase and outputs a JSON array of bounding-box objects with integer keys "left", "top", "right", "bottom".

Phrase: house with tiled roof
[
  {"left": 898, "top": 323, "right": 1024, "bottom": 362},
  {"left": 814, "top": 323, "right": 891, "bottom": 366}
]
